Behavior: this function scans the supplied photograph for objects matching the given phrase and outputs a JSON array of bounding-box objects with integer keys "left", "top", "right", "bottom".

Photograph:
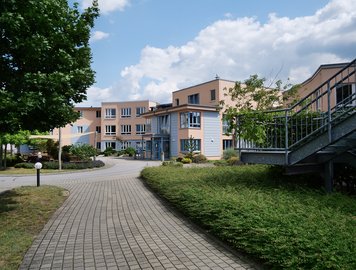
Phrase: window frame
[
  {"left": 180, "top": 112, "right": 201, "bottom": 128},
  {"left": 121, "top": 107, "right": 132, "bottom": 118},
  {"left": 188, "top": 93, "right": 199, "bottom": 104},
  {"left": 105, "top": 108, "right": 116, "bottom": 119},
  {"left": 136, "top": 124, "right": 146, "bottom": 135},
  {"left": 180, "top": 138, "right": 201, "bottom": 152},
  {"left": 136, "top": 107, "right": 146, "bottom": 117},
  {"left": 121, "top": 124, "right": 132, "bottom": 135},
  {"left": 105, "top": 125, "right": 116, "bottom": 135},
  {"left": 210, "top": 89, "right": 216, "bottom": 101}
]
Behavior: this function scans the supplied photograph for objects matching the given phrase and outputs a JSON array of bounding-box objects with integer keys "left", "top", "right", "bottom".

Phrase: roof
[
  {"left": 172, "top": 78, "right": 235, "bottom": 94},
  {"left": 301, "top": 62, "right": 349, "bottom": 86},
  {"left": 142, "top": 103, "right": 219, "bottom": 117}
]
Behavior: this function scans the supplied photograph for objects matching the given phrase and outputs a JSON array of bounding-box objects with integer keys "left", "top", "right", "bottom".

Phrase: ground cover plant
[
  {"left": 141, "top": 165, "right": 356, "bottom": 269},
  {"left": 0, "top": 186, "right": 68, "bottom": 269}
]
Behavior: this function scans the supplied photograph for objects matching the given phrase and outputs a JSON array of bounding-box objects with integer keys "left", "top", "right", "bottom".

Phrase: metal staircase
[{"left": 237, "top": 59, "right": 356, "bottom": 192}]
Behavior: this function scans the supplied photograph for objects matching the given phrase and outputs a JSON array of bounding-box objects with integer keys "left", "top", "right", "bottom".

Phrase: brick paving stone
[{"left": 18, "top": 158, "right": 260, "bottom": 270}]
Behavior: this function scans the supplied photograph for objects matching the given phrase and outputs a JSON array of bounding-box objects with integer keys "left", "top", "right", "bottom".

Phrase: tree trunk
[
  {"left": 0, "top": 143, "right": 3, "bottom": 169},
  {"left": 4, "top": 143, "right": 7, "bottom": 169}
]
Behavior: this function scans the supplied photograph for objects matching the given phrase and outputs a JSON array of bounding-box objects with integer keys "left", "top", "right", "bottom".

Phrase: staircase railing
[{"left": 237, "top": 59, "right": 356, "bottom": 163}]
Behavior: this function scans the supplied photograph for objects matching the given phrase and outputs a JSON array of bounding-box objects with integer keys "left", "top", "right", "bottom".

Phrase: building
[
  {"left": 101, "top": 100, "right": 157, "bottom": 151},
  {"left": 286, "top": 61, "right": 355, "bottom": 110},
  {"left": 52, "top": 107, "right": 102, "bottom": 147},
  {"left": 53, "top": 101, "right": 158, "bottom": 152},
  {"left": 141, "top": 78, "right": 237, "bottom": 160}
]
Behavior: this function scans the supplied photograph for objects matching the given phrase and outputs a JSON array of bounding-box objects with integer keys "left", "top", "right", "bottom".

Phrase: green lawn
[
  {"left": 141, "top": 165, "right": 356, "bottom": 270},
  {"left": 0, "top": 186, "right": 68, "bottom": 270}
]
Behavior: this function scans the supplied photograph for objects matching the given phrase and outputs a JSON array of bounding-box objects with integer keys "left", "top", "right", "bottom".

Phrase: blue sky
[{"left": 73, "top": 0, "right": 356, "bottom": 106}]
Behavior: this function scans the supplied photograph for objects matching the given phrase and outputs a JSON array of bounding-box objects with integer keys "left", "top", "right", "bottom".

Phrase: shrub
[
  {"left": 125, "top": 147, "right": 136, "bottom": 157},
  {"left": 222, "top": 148, "right": 237, "bottom": 160},
  {"left": 141, "top": 165, "right": 356, "bottom": 269},
  {"left": 213, "top": 160, "right": 228, "bottom": 166},
  {"left": 103, "top": 147, "right": 116, "bottom": 156},
  {"left": 70, "top": 144, "right": 97, "bottom": 161},
  {"left": 192, "top": 154, "right": 207, "bottom": 163},
  {"left": 227, "top": 156, "right": 240, "bottom": 166},
  {"left": 6, "top": 154, "right": 24, "bottom": 167},
  {"left": 14, "top": 160, "right": 105, "bottom": 170},
  {"left": 14, "top": 162, "right": 35, "bottom": 169},
  {"left": 162, "top": 161, "right": 183, "bottom": 167},
  {"left": 181, "top": 157, "right": 192, "bottom": 164}
]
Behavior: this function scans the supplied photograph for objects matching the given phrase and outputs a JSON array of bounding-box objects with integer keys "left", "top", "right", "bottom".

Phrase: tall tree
[{"left": 0, "top": 0, "right": 99, "bottom": 134}]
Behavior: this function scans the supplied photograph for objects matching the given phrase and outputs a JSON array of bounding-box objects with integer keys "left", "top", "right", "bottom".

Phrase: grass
[
  {"left": 141, "top": 165, "right": 356, "bottom": 270},
  {"left": 0, "top": 186, "right": 68, "bottom": 270}
]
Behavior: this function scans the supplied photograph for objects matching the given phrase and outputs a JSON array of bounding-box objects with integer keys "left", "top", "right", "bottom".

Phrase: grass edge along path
[
  {"left": 141, "top": 165, "right": 356, "bottom": 270},
  {"left": 0, "top": 186, "right": 68, "bottom": 270}
]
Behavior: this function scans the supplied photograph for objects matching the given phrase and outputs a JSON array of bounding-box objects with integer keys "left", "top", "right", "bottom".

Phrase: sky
[{"left": 72, "top": 0, "right": 356, "bottom": 107}]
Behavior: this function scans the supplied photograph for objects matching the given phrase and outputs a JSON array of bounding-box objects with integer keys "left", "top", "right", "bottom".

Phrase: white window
[
  {"left": 105, "top": 125, "right": 116, "bottom": 135},
  {"left": 159, "top": 115, "right": 170, "bottom": 134},
  {"left": 105, "top": 108, "right": 116, "bottom": 119},
  {"left": 96, "top": 110, "right": 101, "bottom": 118},
  {"left": 188, "top": 93, "right": 199, "bottom": 104},
  {"left": 136, "top": 107, "right": 146, "bottom": 117},
  {"left": 121, "top": 108, "right": 131, "bottom": 118},
  {"left": 96, "top": 126, "right": 101, "bottom": 133},
  {"left": 121, "top": 141, "right": 131, "bottom": 150},
  {"left": 336, "top": 84, "right": 355, "bottom": 106},
  {"left": 105, "top": 142, "right": 116, "bottom": 149},
  {"left": 136, "top": 124, "right": 146, "bottom": 135},
  {"left": 78, "top": 111, "right": 83, "bottom": 118},
  {"left": 180, "top": 139, "right": 201, "bottom": 152},
  {"left": 77, "top": 126, "right": 84, "bottom": 133},
  {"left": 121, "top": 125, "right": 132, "bottom": 135},
  {"left": 180, "top": 112, "right": 201, "bottom": 128}
]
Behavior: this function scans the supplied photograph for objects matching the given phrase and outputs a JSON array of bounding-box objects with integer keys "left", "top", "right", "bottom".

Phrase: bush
[
  {"left": 213, "top": 160, "right": 228, "bottom": 166},
  {"left": 103, "top": 147, "right": 116, "bottom": 156},
  {"left": 227, "top": 156, "right": 240, "bottom": 166},
  {"left": 125, "top": 147, "right": 136, "bottom": 157},
  {"left": 70, "top": 144, "right": 97, "bottom": 161},
  {"left": 6, "top": 154, "right": 24, "bottom": 167},
  {"left": 141, "top": 165, "right": 356, "bottom": 269},
  {"left": 14, "top": 162, "right": 35, "bottom": 169},
  {"left": 222, "top": 148, "right": 237, "bottom": 160},
  {"left": 162, "top": 161, "right": 183, "bottom": 167},
  {"left": 181, "top": 157, "right": 192, "bottom": 164},
  {"left": 14, "top": 160, "right": 105, "bottom": 170},
  {"left": 191, "top": 154, "right": 207, "bottom": 164}
]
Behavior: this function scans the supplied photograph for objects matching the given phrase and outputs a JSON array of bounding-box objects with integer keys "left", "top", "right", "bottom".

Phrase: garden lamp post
[{"left": 35, "top": 152, "right": 43, "bottom": 187}]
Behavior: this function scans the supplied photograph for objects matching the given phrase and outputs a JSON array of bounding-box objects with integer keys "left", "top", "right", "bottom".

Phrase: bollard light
[{"left": 34, "top": 162, "right": 42, "bottom": 187}]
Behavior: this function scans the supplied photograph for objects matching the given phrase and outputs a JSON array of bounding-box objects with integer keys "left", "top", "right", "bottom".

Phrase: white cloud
[
  {"left": 90, "top": 31, "right": 110, "bottom": 43},
  {"left": 78, "top": 86, "right": 114, "bottom": 107},
  {"left": 119, "top": 0, "right": 356, "bottom": 103},
  {"left": 81, "top": 0, "right": 130, "bottom": 14}
]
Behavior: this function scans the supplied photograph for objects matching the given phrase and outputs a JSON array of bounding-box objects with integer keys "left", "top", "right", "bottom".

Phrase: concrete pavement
[{"left": 1, "top": 157, "right": 259, "bottom": 269}]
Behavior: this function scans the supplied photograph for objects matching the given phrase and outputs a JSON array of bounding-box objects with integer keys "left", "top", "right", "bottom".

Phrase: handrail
[{"left": 237, "top": 58, "right": 356, "bottom": 164}]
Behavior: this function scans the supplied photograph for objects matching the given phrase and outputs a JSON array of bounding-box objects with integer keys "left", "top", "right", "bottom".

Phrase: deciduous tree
[{"left": 0, "top": 0, "right": 99, "bottom": 133}]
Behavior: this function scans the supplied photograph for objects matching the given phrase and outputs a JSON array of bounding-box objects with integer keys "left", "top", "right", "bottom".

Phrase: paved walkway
[{"left": 6, "top": 158, "right": 259, "bottom": 270}]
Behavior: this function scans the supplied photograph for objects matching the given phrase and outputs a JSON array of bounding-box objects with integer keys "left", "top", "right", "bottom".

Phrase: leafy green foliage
[
  {"left": 14, "top": 160, "right": 105, "bottom": 169},
  {"left": 141, "top": 165, "right": 356, "bottom": 269},
  {"left": 222, "top": 148, "right": 237, "bottom": 160},
  {"left": 220, "top": 75, "right": 298, "bottom": 145},
  {"left": 125, "top": 147, "right": 136, "bottom": 157},
  {"left": 181, "top": 157, "right": 192, "bottom": 164},
  {"left": 103, "top": 147, "right": 116, "bottom": 156},
  {"left": 0, "top": 0, "right": 99, "bottom": 133},
  {"left": 69, "top": 143, "right": 96, "bottom": 161}
]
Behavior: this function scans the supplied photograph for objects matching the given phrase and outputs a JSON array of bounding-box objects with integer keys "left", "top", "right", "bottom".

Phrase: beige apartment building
[
  {"left": 142, "top": 78, "right": 237, "bottom": 160},
  {"left": 53, "top": 59, "right": 354, "bottom": 159}
]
